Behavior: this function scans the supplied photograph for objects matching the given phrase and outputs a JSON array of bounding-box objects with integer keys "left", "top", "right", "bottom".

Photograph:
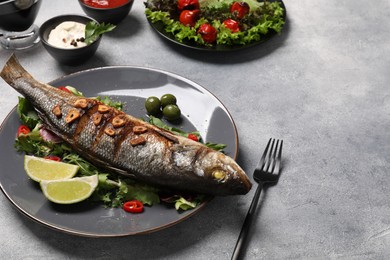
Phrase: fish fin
[
  {"left": 153, "top": 127, "right": 180, "bottom": 143},
  {"left": 104, "top": 165, "right": 137, "bottom": 178}
]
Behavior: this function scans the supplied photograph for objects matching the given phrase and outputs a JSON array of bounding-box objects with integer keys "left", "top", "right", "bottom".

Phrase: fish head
[{"left": 197, "top": 151, "right": 252, "bottom": 195}]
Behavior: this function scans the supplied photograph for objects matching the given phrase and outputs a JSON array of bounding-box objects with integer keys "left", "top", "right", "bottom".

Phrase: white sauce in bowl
[{"left": 48, "top": 21, "right": 87, "bottom": 49}]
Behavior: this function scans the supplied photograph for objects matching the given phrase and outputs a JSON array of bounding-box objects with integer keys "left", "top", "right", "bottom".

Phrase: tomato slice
[
  {"left": 57, "top": 86, "right": 71, "bottom": 93},
  {"left": 188, "top": 133, "right": 198, "bottom": 142},
  {"left": 43, "top": 155, "right": 61, "bottom": 162},
  {"left": 17, "top": 125, "right": 31, "bottom": 137},
  {"left": 123, "top": 200, "right": 144, "bottom": 213}
]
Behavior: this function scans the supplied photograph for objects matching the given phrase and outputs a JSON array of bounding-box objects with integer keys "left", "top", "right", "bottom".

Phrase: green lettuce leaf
[
  {"left": 123, "top": 183, "right": 160, "bottom": 206},
  {"left": 17, "top": 97, "right": 39, "bottom": 129},
  {"left": 64, "top": 86, "right": 83, "bottom": 96},
  {"left": 175, "top": 197, "right": 197, "bottom": 211},
  {"left": 174, "top": 195, "right": 207, "bottom": 211}
]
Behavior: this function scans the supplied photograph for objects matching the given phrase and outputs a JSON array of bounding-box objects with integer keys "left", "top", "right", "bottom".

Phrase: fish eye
[{"left": 212, "top": 170, "right": 227, "bottom": 182}]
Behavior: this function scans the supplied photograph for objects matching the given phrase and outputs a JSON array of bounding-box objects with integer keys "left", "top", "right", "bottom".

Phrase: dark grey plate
[
  {"left": 146, "top": 0, "right": 286, "bottom": 51},
  {"left": 0, "top": 66, "right": 238, "bottom": 237}
]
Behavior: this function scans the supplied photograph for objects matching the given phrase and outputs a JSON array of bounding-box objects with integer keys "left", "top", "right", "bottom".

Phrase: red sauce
[{"left": 82, "top": 0, "right": 129, "bottom": 9}]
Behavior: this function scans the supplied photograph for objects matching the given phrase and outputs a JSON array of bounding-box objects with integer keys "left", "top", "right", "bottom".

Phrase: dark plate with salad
[
  {"left": 145, "top": 0, "right": 286, "bottom": 51},
  {"left": 0, "top": 66, "right": 239, "bottom": 237}
]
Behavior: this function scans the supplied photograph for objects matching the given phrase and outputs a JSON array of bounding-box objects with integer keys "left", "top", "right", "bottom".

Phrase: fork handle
[{"left": 231, "top": 182, "right": 264, "bottom": 260}]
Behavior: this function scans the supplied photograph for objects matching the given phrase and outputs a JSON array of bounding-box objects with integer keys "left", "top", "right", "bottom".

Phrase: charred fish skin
[{"left": 1, "top": 54, "right": 252, "bottom": 196}]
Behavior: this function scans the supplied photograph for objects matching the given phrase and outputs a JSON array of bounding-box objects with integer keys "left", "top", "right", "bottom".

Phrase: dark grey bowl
[
  {"left": 0, "top": 0, "right": 42, "bottom": 31},
  {"left": 78, "top": 0, "right": 134, "bottom": 25},
  {"left": 39, "top": 14, "right": 101, "bottom": 65}
]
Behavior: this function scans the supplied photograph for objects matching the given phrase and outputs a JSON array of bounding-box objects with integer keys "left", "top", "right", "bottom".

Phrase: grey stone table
[{"left": 1, "top": 0, "right": 390, "bottom": 259}]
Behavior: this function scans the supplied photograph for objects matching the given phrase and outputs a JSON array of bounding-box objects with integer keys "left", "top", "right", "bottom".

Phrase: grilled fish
[{"left": 0, "top": 54, "right": 252, "bottom": 195}]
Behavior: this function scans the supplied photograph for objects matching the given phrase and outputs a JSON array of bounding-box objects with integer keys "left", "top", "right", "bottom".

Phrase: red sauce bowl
[{"left": 78, "top": 0, "right": 134, "bottom": 25}]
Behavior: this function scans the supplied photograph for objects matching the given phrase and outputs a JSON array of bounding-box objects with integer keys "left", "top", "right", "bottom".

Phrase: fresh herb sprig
[
  {"left": 149, "top": 116, "right": 201, "bottom": 139},
  {"left": 148, "top": 116, "right": 227, "bottom": 152},
  {"left": 96, "top": 96, "right": 124, "bottom": 111},
  {"left": 84, "top": 21, "right": 116, "bottom": 45}
]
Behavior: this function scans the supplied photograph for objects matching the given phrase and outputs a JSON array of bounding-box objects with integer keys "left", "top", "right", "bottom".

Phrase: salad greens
[
  {"left": 14, "top": 87, "right": 225, "bottom": 211},
  {"left": 200, "top": 0, "right": 262, "bottom": 11},
  {"left": 17, "top": 97, "right": 39, "bottom": 130},
  {"left": 148, "top": 116, "right": 227, "bottom": 152},
  {"left": 145, "top": 0, "right": 285, "bottom": 46}
]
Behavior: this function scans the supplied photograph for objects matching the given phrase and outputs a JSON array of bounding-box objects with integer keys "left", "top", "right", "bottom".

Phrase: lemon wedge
[
  {"left": 24, "top": 155, "right": 79, "bottom": 182},
  {"left": 40, "top": 175, "right": 98, "bottom": 204}
]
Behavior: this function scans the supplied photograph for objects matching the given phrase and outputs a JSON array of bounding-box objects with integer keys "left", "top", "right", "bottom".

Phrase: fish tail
[
  {"left": 1, "top": 54, "right": 64, "bottom": 110},
  {"left": 1, "top": 54, "right": 34, "bottom": 91}
]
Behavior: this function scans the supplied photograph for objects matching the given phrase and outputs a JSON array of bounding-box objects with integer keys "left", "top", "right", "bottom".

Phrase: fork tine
[
  {"left": 265, "top": 139, "right": 276, "bottom": 172},
  {"left": 268, "top": 139, "right": 278, "bottom": 173},
  {"left": 258, "top": 138, "right": 272, "bottom": 170},
  {"left": 274, "top": 140, "right": 283, "bottom": 174}
]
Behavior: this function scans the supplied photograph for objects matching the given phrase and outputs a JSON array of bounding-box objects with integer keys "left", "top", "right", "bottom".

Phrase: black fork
[{"left": 231, "top": 138, "right": 283, "bottom": 260}]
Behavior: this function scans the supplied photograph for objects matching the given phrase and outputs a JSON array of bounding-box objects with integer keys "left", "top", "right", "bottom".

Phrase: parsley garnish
[{"left": 84, "top": 21, "right": 116, "bottom": 45}]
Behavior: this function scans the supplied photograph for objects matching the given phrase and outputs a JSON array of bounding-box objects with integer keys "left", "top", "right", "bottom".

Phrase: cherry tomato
[
  {"left": 223, "top": 19, "right": 240, "bottom": 33},
  {"left": 179, "top": 9, "right": 200, "bottom": 27},
  {"left": 17, "top": 125, "right": 30, "bottom": 137},
  {"left": 44, "top": 155, "right": 61, "bottom": 162},
  {"left": 188, "top": 133, "right": 198, "bottom": 142},
  {"left": 177, "top": 0, "right": 199, "bottom": 11},
  {"left": 197, "top": 23, "right": 217, "bottom": 43},
  {"left": 57, "top": 86, "right": 71, "bottom": 93},
  {"left": 123, "top": 200, "right": 144, "bottom": 213},
  {"left": 230, "top": 2, "right": 250, "bottom": 19}
]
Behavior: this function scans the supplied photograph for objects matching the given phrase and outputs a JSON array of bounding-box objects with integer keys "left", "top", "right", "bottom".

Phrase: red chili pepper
[
  {"left": 230, "top": 2, "right": 250, "bottom": 19},
  {"left": 197, "top": 23, "right": 217, "bottom": 43},
  {"left": 188, "top": 133, "right": 198, "bottom": 142},
  {"left": 43, "top": 155, "right": 61, "bottom": 162},
  {"left": 123, "top": 200, "right": 144, "bottom": 213},
  {"left": 57, "top": 86, "right": 71, "bottom": 93},
  {"left": 223, "top": 19, "right": 240, "bottom": 33},
  {"left": 17, "top": 125, "right": 30, "bottom": 137}
]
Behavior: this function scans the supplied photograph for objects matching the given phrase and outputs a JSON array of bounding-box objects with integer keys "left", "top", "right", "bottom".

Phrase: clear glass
[{"left": 0, "top": 0, "right": 42, "bottom": 50}]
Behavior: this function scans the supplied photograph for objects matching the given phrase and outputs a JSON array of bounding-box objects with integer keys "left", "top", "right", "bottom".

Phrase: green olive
[
  {"left": 163, "top": 104, "right": 181, "bottom": 121},
  {"left": 145, "top": 96, "right": 161, "bottom": 115},
  {"left": 160, "top": 94, "right": 177, "bottom": 108}
]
